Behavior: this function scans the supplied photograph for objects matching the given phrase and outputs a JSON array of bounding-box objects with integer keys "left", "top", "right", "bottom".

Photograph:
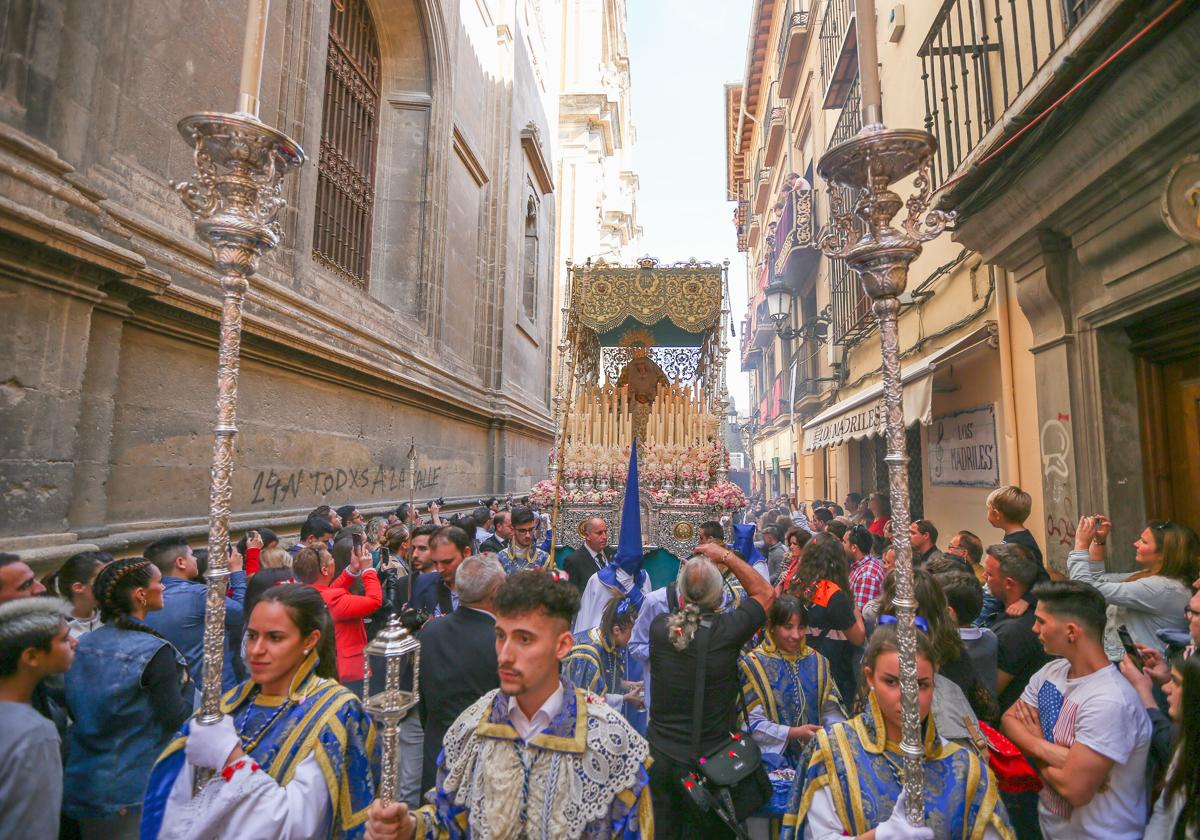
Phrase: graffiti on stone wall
[
  {"left": 249, "top": 463, "right": 442, "bottom": 507},
  {"left": 1040, "top": 415, "right": 1076, "bottom": 568}
]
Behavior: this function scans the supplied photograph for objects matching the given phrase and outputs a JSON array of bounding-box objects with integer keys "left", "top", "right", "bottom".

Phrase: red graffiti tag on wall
[{"left": 1046, "top": 512, "right": 1077, "bottom": 548}]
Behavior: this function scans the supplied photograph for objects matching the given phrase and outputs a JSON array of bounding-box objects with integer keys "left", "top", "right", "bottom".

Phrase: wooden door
[
  {"left": 1139, "top": 355, "right": 1200, "bottom": 532},
  {"left": 1164, "top": 360, "right": 1200, "bottom": 532}
]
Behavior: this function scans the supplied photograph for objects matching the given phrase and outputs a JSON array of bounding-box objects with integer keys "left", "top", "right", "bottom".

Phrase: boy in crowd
[
  {"left": 987, "top": 485, "right": 1044, "bottom": 568},
  {"left": 937, "top": 570, "right": 999, "bottom": 697},
  {"left": 981, "top": 486, "right": 1050, "bottom": 623},
  {"left": 0, "top": 599, "right": 77, "bottom": 839}
]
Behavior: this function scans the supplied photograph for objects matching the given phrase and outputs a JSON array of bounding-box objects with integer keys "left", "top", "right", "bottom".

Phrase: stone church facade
[{"left": 0, "top": 0, "right": 560, "bottom": 567}]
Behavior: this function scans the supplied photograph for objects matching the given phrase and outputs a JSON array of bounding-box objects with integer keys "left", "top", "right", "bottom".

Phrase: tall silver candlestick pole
[
  {"left": 407, "top": 436, "right": 417, "bottom": 520},
  {"left": 171, "top": 0, "right": 305, "bottom": 740},
  {"left": 815, "top": 0, "right": 954, "bottom": 823},
  {"left": 364, "top": 616, "right": 421, "bottom": 803}
]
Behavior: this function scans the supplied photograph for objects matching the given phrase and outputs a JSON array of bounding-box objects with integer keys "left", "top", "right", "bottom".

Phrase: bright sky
[{"left": 626, "top": 0, "right": 752, "bottom": 413}]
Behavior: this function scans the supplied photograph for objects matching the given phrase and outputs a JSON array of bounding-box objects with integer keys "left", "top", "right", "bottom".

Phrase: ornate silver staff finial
[
  {"left": 364, "top": 616, "right": 422, "bottom": 803},
  {"left": 813, "top": 0, "right": 958, "bottom": 824},
  {"left": 173, "top": 112, "right": 304, "bottom": 738}
]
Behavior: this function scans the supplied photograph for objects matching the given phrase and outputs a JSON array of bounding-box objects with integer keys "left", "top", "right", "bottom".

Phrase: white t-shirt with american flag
[{"left": 1020, "top": 658, "right": 1152, "bottom": 840}]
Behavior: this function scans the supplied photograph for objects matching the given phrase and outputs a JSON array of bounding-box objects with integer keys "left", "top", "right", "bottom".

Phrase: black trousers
[{"left": 648, "top": 747, "right": 738, "bottom": 840}]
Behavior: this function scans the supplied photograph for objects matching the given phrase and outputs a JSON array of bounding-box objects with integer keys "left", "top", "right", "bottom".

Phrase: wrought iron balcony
[
  {"left": 829, "top": 74, "right": 862, "bottom": 148},
  {"left": 734, "top": 197, "right": 749, "bottom": 252},
  {"left": 819, "top": 0, "right": 858, "bottom": 109},
  {"left": 918, "top": 0, "right": 1102, "bottom": 186},
  {"left": 773, "top": 187, "right": 819, "bottom": 292},
  {"left": 764, "top": 89, "right": 787, "bottom": 167},
  {"left": 830, "top": 255, "right": 874, "bottom": 347},
  {"left": 762, "top": 374, "right": 785, "bottom": 423},
  {"left": 791, "top": 348, "right": 821, "bottom": 406},
  {"left": 753, "top": 149, "right": 772, "bottom": 214},
  {"left": 740, "top": 319, "right": 763, "bottom": 371},
  {"left": 778, "top": 0, "right": 814, "bottom": 98},
  {"left": 822, "top": 183, "right": 872, "bottom": 347}
]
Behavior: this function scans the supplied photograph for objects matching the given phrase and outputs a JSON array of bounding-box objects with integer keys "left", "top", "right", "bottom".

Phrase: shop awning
[{"left": 801, "top": 324, "right": 997, "bottom": 452}]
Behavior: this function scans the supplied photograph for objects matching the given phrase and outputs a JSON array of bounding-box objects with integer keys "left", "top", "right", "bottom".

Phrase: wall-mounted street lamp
[{"left": 764, "top": 276, "right": 831, "bottom": 345}]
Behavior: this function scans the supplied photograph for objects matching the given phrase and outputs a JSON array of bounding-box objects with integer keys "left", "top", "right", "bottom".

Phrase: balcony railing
[
  {"left": 765, "top": 90, "right": 787, "bottom": 167},
  {"left": 825, "top": 75, "right": 864, "bottom": 307},
  {"left": 763, "top": 374, "right": 784, "bottom": 422},
  {"left": 777, "top": 0, "right": 813, "bottom": 98},
  {"left": 740, "top": 320, "right": 762, "bottom": 371},
  {"left": 773, "top": 187, "right": 819, "bottom": 288},
  {"left": 918, "top": 0, "right": 1101, "bottom": 185},
  {"left": 825, "top": 185, "right": 873, "bottom": 347},
  {"left": 734, "top": 197, "right": 749, "bottom": 252},
  {"left": 831, "top": 256, "right": 873, "bottom": 347},
  {"left": 753, "top": 150, "right": 771, "bottom": 214},
  {"left": 819, "top": 0, "right": 857, "bottom": 108},
  {"left": 829, "top": 74, "right": 861, "bottom": 148},
  {"left": 792, "top": 348, "right": 820, "bottom": 403}
]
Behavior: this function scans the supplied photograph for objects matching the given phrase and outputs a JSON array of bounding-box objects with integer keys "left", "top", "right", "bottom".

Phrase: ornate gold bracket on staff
[{"left": 170, "top": 0, "right": 305, "bottom": 781}]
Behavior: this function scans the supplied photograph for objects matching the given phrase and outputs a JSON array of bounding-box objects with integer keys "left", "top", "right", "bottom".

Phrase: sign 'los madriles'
[
  {"left": 804, "top": 403, "right": 884, "bottom": 450},
  {"left": 926, "top": 404, "right": 1000, "bottom": 488}
]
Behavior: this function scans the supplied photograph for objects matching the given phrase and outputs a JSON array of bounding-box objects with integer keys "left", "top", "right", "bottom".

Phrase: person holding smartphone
[
  {"left": 1067, "top": 515, "right": 1199, "bottom": 654},
  {"left": 293, "top": 536, "right": 382, "bottom": 696}
]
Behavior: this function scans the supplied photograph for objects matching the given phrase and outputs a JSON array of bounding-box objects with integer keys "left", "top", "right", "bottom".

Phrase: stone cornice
[
  {"left": 520, "top": 122, "right": 554, "bottom": 194},
  {"left": 951, "top": 10, "right": 1200, "bottom": 265}
]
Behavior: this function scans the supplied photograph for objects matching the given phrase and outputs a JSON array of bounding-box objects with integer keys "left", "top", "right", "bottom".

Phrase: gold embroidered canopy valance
[{"left": 568, "top": 257, "right": 725, "bottom": 334}]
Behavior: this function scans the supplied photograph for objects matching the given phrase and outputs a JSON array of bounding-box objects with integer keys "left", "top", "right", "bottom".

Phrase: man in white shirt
[
  {"left": 1001, "top": 580, "right": 1152, "bottom": 840},
  {"left": 367, "top": 570, "right": 652, "bottom": 840}
]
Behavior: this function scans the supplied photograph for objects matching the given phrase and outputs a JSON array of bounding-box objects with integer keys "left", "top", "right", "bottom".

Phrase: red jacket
[
  {"left": 245, "top": 547, "right": 261, "bottom": 575},
  {"left": 313, "top": 569, "right": 382, "bottom": 682}
]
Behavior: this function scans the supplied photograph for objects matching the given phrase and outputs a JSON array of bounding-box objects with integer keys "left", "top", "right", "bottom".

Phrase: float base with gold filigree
[
  {"left": 545, "top": 256, "right": 743, "bottom": 556},
  {"left": 551, "top": 500, "right": 726, "bottom": 557}
]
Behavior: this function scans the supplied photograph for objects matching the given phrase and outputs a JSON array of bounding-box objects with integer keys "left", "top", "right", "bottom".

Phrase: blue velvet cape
[
  {"left": 780, "top": 691, "right": 1014, "bottom": 840},
  {"left": 141, "top": 653, "right": 378, "bottom": 839},
  {"left": 739, "top": 635, "right": 843, "bottom": 766}
]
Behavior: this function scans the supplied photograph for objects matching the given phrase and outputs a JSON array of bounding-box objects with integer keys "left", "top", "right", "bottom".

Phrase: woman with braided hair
[
  {"left": 63, "top": 557, "right": 192, "bottom": 840},
  {"left": 647, "top": 544, "right": 775, "bottom": 838}
]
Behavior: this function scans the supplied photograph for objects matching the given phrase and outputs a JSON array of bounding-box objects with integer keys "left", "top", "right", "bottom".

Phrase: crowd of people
[{"left": 0, "top": 485, "right": 1198, "bottom": 840}]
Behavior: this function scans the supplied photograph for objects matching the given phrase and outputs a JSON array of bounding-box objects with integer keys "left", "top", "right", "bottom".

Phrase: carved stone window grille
[{"left": 313, "top": 0, "right": 381, "bottom": 288}]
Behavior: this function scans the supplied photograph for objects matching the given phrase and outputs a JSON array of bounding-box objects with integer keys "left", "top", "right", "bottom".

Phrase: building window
[
  {"left": 313, "top": 0, "right": 381, "bottom": 289},
  {"left": 522, "top": 196, "right": 539, "bottom": 322}
]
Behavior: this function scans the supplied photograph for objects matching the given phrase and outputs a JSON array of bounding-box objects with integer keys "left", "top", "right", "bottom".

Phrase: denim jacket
[
  {"left": 143, "top": 572, "right": 246, "bottom": 689},
  {"left": 64, "top": 623, "right": 187, "bottom": 818}
]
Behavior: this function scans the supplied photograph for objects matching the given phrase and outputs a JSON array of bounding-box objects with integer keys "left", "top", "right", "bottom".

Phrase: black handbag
[{"left": 681, "top": 618, "right": 771, "bottom": 837}]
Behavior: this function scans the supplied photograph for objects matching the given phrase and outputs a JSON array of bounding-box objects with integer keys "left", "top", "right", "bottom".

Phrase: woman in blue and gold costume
[
  {"left": 781, "top": 624, "right": 1014, "bottom": 840},
  {"left": 141, "top": 583, "right": 378, "bottom": 839},
  {"left": 563, "top": 593, "right": 646, "bottom": 733},
  {"left": 740, "top": 595, "right": 845, "bottom": 768}
]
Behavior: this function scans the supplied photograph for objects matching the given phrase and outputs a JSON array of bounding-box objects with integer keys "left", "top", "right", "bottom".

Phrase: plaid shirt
[{"left": 848, "top": 553, "right": 885, "bottom": 612}]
